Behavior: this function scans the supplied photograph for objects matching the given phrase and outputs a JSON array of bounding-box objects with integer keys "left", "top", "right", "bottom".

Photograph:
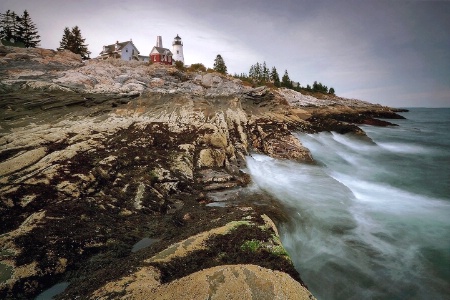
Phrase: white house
[{"left": 98, "top": 40, "right": 142, "bottom": 61}]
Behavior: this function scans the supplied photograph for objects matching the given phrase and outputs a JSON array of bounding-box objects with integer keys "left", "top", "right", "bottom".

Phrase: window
[{"left": 177, "top": 50, "right": 179, "bottom": 54}]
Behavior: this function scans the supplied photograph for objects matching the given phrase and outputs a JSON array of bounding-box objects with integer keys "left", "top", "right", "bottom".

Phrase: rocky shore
[{"left": 0, "top": 46, "right": 405, "bottom": 299}]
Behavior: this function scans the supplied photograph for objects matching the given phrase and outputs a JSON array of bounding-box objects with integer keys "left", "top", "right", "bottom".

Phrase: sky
[{"left": 1, "top": 0, "right": 449, "bottom": 108}]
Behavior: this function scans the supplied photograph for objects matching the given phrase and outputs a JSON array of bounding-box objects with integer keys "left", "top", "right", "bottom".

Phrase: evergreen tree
[
  {"left": 71, "top": 26, "right": 90, "bottom": 59},
  {"left": 10, "top": 11, "right": 20, "bottom": 42},
  {"left": 0, "top": 10, "right": 19, "bottom": 42},
  {"left": 248, "top": 64, "right": 255, "bottom": 79},
  {"left": 213, "top": 54, "right": 227, "bottom": 74},
  {"left": 281, "top": 70, "right": 293, "bottom": 88},
  {"left": 312, "top": 81, "right": 329, "bottom": 93},
  {"left": 58, "top": 26, "right": 90, "bottom": 59},
  {"left": 312, "top": 81, "right": 319, "bottom": 91},
  {"left": 262, "top": 61, "right": 269, "bottom": 82},
  {"left": 58, "top": 27, "right": 72, "bottom": 51},
  {"left": 254, "top": 62, "right": 262, "bottom": 81},
  {"left": 329, "top": 87, "right": 335, "bottom": 95},
  {"left": 270, "top": 66, "right": 280, "bottom": 87},
  {"left": 0, "top": 10, "right": 12, "bottom": 41},
  {"left": 17, "top": 10, "right": 40, "bottom": 47}
]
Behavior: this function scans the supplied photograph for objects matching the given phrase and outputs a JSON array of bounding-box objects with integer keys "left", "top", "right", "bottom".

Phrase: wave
[
  {"left": 246, "top": 127, "right": 450, "bottom": 299},
  {"left": 376, "top": 141, "right": 435, "bottom": 154}
]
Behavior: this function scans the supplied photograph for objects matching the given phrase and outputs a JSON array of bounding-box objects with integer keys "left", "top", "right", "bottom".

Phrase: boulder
[{"left": 197, "top": 148, "right": 227, "bottom": 168}]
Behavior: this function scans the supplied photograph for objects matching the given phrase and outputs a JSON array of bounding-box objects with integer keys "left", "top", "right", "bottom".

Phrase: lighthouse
[{"left": 172, "top": 34, "right": 184, "bottom": 64}]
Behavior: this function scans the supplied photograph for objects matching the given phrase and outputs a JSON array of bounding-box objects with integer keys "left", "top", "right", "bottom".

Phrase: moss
[
  {"left": 150, "top": 222, "right": 302, "bottom": 284},
  {"left": 0, "top": 263, "right": 13, "bottom": 283},
  {"left": 149, "top": 170, "right": 159, "bottom": 183},
  {"left": 270, "top": 245, "right": 290, "bottom": 258},
  {"left": 0, "top": 249, "right": 14, "bottom": 258},
  {"left": 240, "top": 239, "right": 262, "bottom": 252}
]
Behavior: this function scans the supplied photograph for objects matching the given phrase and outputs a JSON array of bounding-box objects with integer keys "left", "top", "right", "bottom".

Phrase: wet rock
[
  {"left": 91, "top": 264, "right": 315, "bottom": 300},
  {"left": 0, "top": 147, "right": 47, "bottom": 176},
  {"left": 90, "top": 215, "right": 314, "bottom": 299},
  {"left": 250, "top": 121, "right": 313, "bottom": 162},
  {"left": 197, "top": 169, "right": 235, "bottom": 184},
  {"left": 0, "top": 46, "right": 405, "bottom": 299}
]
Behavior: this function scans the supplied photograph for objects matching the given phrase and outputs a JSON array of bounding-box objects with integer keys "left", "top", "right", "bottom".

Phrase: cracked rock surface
[{"left": 0, "top": 46, "right": 404, "bottom": 299}]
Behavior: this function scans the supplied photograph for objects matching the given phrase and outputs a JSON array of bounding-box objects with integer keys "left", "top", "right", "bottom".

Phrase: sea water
[{"left": 246, "top": 108, "right": 450, "bottom": 299}]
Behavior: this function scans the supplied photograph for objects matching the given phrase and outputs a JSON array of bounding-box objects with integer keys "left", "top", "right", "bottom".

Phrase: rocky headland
[{"left": 0, "top": 46, "right": 405, "bottom": 299}]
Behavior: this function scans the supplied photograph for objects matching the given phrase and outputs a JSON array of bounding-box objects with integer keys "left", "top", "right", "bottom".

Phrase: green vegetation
[
  {"left": 233, "top": 60, "right": 336, "bottom": 96},
  {"left": 240, "top": 239, "right": 262, "bottom": 252},
  {"left": 213, "top": 54, "right": 227, "bottom": 74},
  {"left": 187, "top": 63, "right": 207, "bottom": 72},
  {"left": 329, "top": 87, "right": 335, "bottom": 95},
  {"left": 149, "top": 170, "right": 159, "bottom": 183},
  {"left": 174, "top": 60, "right": 185, "bottom": 71},
  {"left": 0, "top": 263, "right": 13, "bottom": 283},
  {"left": 0, "top": 9, "right": 40, "bottom": 48},
  {"left": 58, "top": 26, "right": 91, "bottom": 59},
  {"left": 271, "top": 245, "right": 289, "bottom": 257},
  {"left": 270, "top": 66, "right": 281, "bottom": 87},
  {"left": 281, "top": 70, "right": 293, "bottom": 89}
]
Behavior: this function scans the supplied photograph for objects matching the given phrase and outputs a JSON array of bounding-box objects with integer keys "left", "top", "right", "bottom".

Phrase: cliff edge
[{"left": 0, "top": 46, "right": 403, "bottom": 299}]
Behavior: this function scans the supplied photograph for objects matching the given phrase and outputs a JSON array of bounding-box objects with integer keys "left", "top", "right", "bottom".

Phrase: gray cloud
[{"left": 1, "top": 0, "right": 449, "bottom": 107}]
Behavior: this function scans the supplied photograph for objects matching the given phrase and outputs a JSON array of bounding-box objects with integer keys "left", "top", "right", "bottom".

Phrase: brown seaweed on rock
[{"left": 0, "top": 46, "right": 403, "bottom": 299}]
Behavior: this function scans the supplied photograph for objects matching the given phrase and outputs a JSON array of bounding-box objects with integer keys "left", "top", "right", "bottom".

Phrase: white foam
[
  {"left": 377, "top": 142, "right": 433, "bottom": 154},
  {"left": 245, "top": 130, "right": 450, "bottom": 299}
]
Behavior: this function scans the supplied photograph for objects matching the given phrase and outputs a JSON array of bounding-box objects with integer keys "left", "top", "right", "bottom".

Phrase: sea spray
[{"left": 246, "top": 108, "right": 450, "bottom": 300}]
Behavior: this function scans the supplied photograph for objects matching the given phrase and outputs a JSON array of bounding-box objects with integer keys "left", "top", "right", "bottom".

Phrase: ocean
[{"left": 246, "top": 108, "right": 450, "bottom": 299}]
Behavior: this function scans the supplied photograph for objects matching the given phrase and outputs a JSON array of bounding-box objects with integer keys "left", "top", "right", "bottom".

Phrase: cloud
[{"left": 1, "top": 0, "right": 449, "bottom": 107}]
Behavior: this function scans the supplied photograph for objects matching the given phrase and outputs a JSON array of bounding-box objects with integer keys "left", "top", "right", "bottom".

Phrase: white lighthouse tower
[{"left": 172, "top": 34, "right": 184, "bottom": 64}]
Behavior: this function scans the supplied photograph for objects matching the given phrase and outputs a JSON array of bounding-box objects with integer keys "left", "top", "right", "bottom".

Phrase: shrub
[
  {"left": 188, "top": 63, "right": 206, "bottom": 72},
  {"left": 174, "top": 60, "right": 185, "bottom": 71}
]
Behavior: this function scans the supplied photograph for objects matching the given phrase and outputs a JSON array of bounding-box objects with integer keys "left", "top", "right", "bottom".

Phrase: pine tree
[
  {"left": 71, "top": 26, "right": 90, "bottom": 59},
  {"left": 312, "top": 81, "right": 318, "bottom": 91},
  {"left": 270, "top": 66, "right": 280, "bottom": 87},
  {"left": 17, "top": 10, "right": 40, "bottom": 48},
  {"left": 0, "top": 10, "right": 12, "bottom": 41},
  {"left": 58, "top": 26, "right": 90, "bottom": 59},
  {"left": 10, "top": 11, "right": 20, "bottom": 42},
  {"left": 329, "top": 87, "right": 335, "bottom": 95},
  {"left": 248, "top": 64, "right": 255, "bottom": 79},
  {"left": 281, "top": 70, "right": 293, "bottom": 88},
  {"left": 213, "top": 54, "right": 227, "bottom": 74},
  {"left": 312, "top": 81, "right": 329, "bottom": 93},
  {"left": 262, "top": 61, "right": 269, "bottom": 82},
  {"left": 58, "top": 27, "right": 72, "bottom": 51},
  {"left": 254, "top": 62, "right": 262, "bottom": 81},
  {"left": 0, "top": 10, "right": 19, "bottom": 42}
]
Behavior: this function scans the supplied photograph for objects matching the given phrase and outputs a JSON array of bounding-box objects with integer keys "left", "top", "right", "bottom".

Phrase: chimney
[{"left": 156, "top": 36, "right": 163, "bottom": 48}]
